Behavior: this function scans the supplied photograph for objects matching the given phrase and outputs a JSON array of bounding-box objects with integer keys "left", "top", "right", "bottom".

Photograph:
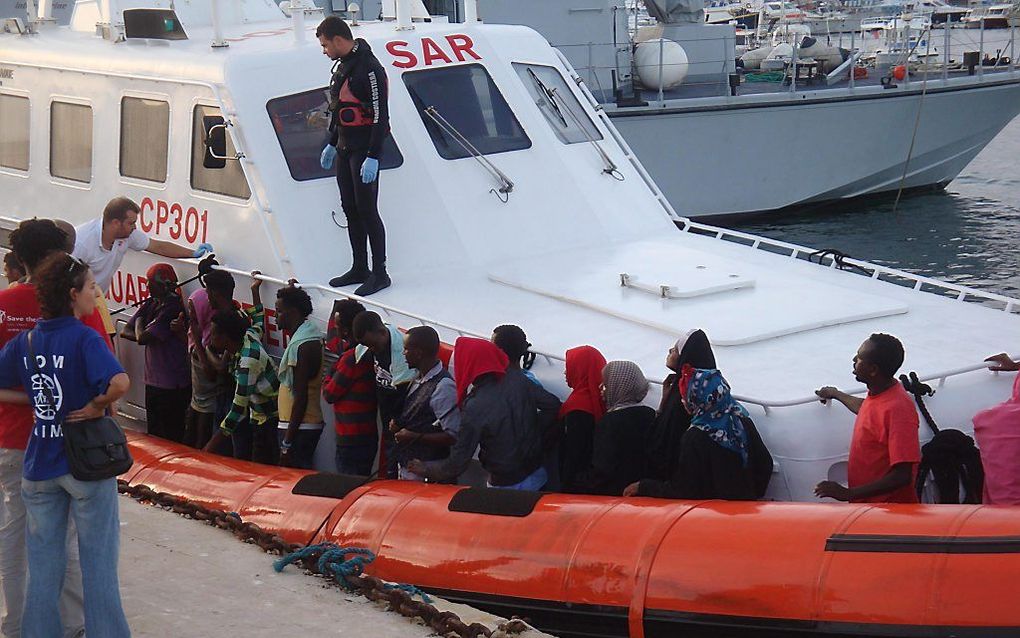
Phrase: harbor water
[{"left": 730, "top": 115, "right": 1020, "bottom": 299}]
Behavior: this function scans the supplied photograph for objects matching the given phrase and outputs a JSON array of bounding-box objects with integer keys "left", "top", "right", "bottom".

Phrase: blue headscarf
[{"left": 682, "top": 368, "right": 750, "bottom": 465}]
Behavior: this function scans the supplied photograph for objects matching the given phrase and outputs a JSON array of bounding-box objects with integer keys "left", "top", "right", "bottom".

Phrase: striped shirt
[
  {"left": 220, "top": 304, "right": 280, "bottom": 434},
  {"left": 322, "top": 348, "right": 378, "bottom": 447}
]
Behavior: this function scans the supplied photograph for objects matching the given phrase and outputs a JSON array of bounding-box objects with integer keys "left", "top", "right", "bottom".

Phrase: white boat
[
  {"left": 962, "top": 3, "right": 1016, "bottom": 28},
  {"left": 1, "top": 0, "right": 1018, "bottom": 502}
]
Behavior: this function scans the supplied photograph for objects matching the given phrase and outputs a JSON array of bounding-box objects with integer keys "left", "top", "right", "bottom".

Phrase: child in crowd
[{"left": 182, "top": 269, "right": 239, "bottom": 450}]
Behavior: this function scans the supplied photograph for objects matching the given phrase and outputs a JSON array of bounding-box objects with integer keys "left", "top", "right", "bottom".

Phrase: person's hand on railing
[
  {"left": 985, "top": 353, "right": 1020, "bottom": 372},
  {"left": 250, "top": 270, "right": 263, "bottom": 307}
]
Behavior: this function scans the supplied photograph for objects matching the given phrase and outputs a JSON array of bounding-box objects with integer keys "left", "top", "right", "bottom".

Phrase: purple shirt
[{"left": 130, "top": 295, "right": 190, "bottom": 389}]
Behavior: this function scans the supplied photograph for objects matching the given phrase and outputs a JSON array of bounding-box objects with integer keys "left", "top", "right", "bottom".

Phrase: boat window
[
  {"left": 50, "top": 101, "right": 93, "bottom": 183},
  {"left": 403, "top": 63, "right": 531, "bottom": 160},
  {"left": 512, "top": 63, "right": 602, "bottom": 145},
  {"left": 120, "top": 97, "right": 169, "bottom": 183},
  {"left": 265, "top": 88, "right": 403, "bottom": 182},
  {"left": 190, "top": 105, "right": 251, "bottom": 200},
  {"left": 0, "top": 94, "right": 30, "bottom": 171}
]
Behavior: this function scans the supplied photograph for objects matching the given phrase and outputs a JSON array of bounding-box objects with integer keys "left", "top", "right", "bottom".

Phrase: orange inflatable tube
[{"left": 124, "top": 433, "right": 1020, "bottom": 638}]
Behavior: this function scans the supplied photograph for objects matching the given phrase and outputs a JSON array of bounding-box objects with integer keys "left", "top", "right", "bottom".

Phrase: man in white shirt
[
  {"left": 73, "top": 196, "right": 214, "bottom": 337},
  {"left": 73, "top": 197, "right": 213, "bottom": 292}
]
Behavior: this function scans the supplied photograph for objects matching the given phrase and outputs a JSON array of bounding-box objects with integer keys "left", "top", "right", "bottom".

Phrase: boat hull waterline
[{"left": 124, "top": 433, "right": 1020, "bottom": 638}]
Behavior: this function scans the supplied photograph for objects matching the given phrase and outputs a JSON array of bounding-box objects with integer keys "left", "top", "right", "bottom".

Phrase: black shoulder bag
[{"left": 28, "top": 329, "right": 133, "bottom": 481}]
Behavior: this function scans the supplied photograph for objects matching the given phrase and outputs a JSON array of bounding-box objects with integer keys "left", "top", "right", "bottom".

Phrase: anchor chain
[{"left": 117, "top": 480, "right": 530, "bottom": 638}]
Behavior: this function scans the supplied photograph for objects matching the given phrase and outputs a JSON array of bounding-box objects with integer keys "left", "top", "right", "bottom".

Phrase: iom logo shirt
[{"left": 0, "top": 316, "right": 125, "bottom": 481}]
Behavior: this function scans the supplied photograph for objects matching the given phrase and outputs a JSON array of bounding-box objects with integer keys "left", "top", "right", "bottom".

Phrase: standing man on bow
[{"left": 316, "top": 16, "right": 392, "bottom": 297}]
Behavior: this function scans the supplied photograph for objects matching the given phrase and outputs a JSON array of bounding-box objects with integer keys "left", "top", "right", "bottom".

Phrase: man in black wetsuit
[{"left": 316, "top": 16, "right": 391, "bottom": 296}]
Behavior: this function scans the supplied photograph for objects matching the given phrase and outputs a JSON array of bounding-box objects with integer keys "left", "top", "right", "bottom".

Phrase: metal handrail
[
  {"left": 212, "top": 264, "right": 1017, "bottom": 412},
  {"left": 678, "top": 218, "right": 1020, "bottom": 311},
  {"left": 0, "top": 216, "right": 1013, "bottom": 410}
]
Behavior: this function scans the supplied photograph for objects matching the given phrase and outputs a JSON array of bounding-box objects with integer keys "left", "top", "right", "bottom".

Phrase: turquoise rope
[{"left": 273, "top": 542, "right": 432, "bottom": 603}]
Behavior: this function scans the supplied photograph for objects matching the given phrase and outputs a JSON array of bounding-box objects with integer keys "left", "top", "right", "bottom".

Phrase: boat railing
[
  {"left": 0, "top": 216, "right": 1012, "bottom": 412},
  {"left": 561, "top": 15, "right": 1018, "bottom": 104},
  {"left": 677, "top": 217, "right": 1020, "bottom": 313},
  {"left": 212, "top": 264, "right": 1015, "bottom": 415}
]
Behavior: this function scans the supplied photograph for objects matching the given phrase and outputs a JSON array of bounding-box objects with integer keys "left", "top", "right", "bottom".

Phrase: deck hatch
[{"left": 489, "top": 240, "right": 909, "bottom": 346}]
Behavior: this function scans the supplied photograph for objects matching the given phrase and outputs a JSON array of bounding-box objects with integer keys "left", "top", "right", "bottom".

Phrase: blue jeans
[
  {"left": 335, "top": 443, "right": 376, "bottom": 476},
  {"left": 21, "top": 474, "right": 129, "bottom": 638},
  {"left": 490, "top": 466, "right": 548, "bottom": 491},
  {"left": 0, "top": 450, "right": 84, "bottom": 638}
]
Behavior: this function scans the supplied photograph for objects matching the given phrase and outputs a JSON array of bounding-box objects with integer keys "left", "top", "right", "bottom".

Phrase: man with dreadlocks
[{"left": 122, "top": 263, "right": 191, "bottom": 442}]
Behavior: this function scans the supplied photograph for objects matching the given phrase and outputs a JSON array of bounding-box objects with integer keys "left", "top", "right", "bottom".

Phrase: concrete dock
[{"left": 2, "top": 496, "right": 551, "bottom": 638}]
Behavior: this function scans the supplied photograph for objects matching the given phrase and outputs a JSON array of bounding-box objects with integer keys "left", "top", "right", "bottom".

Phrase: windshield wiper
[
  {"left": 529, "top": 68, "right": 624, "bottom": 181},
  {"left": 528, "top": 68, "right": 568, "bottom": 128},
  {"left": 423, "top": 106, "right": 515, "bottom": 203}
]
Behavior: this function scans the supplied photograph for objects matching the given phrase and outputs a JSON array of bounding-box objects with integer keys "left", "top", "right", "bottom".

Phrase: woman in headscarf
[
  {"left": 576, "top": 360, "right": 655, "bottom": 496},
  {"left": 646, "top": 329, "right": 717, "bottom": 481},
  {"left": 625, "top": 368, "right": 773, "bottom": 500},
  {"left": 558, "top": 345, "right": 607, "bottom": 493},
  {"left": 122, "top": 262, "right": 190, "bottom": 442},
  {"left": 407, "top": 337, "right": 561, "bottom": 490}
]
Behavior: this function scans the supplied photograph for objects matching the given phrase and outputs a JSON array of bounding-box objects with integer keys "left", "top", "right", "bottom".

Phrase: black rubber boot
[
  {"left": 329, "top": 266, "right": 370, "bottom": 288},
  {"left": 354, "top": 265, "right": 391, "bottom": 296}
]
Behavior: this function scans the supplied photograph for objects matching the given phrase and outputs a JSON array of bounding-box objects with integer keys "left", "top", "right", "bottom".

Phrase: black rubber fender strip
[
  {"left": 825, "top": 534, "right": 1020, "bottom": 554},
  {"left": 447, "top": 486, "right": 544, "bottom": 517},
  {"left": 291, "top": 472, "right": 371, "bottom": 499}
]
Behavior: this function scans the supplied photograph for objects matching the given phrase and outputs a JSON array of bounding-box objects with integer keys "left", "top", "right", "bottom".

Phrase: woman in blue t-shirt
[{"left": 0, "top": 252, "right": 131, "bottom": 638}]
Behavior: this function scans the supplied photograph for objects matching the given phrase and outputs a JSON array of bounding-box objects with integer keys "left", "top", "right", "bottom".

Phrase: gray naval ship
[
  {"left": 478, "top": 0, "right": 1020, "bottom": 219},
  {"left": 10, "top": 0, "right": 1018, "bottom": 218}
]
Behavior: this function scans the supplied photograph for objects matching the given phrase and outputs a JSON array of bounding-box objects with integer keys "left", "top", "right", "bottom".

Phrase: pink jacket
[{"left": 973, "top": 374, "right": 1020, "bottom": 505}]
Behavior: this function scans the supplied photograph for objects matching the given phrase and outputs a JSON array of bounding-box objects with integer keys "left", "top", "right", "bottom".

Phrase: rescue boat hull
[{"left": 124, "top": 433, "right": 1020, "bottom": 638}]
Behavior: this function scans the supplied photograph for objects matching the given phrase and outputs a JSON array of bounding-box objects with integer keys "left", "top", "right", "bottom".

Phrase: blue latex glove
[
  {"left": 192, "top": 243, "right": 214, "bottom": 258},
  {"left": 360, "top": 157, "right": 379, "bottom": 184},
  {"left": 320, "top": 145, "right": 337, "bottom": 170}
]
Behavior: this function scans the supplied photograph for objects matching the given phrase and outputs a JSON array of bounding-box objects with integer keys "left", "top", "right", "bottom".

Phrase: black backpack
[{"left": 901, "top": 372, "right": 984, "bottom": 504}]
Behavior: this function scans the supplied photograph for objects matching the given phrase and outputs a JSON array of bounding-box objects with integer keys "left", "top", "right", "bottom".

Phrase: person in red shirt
[{"left": 814, "top": 333, "right": 921, "bottom": 503}]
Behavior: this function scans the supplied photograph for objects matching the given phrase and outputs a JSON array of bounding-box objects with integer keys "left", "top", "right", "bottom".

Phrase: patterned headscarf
[
  {"left": 602, "top": 360, "right": 649, "bottom": 412},
  {"left": 682, "top": 368, "right": 751, "bottom": 465}
]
